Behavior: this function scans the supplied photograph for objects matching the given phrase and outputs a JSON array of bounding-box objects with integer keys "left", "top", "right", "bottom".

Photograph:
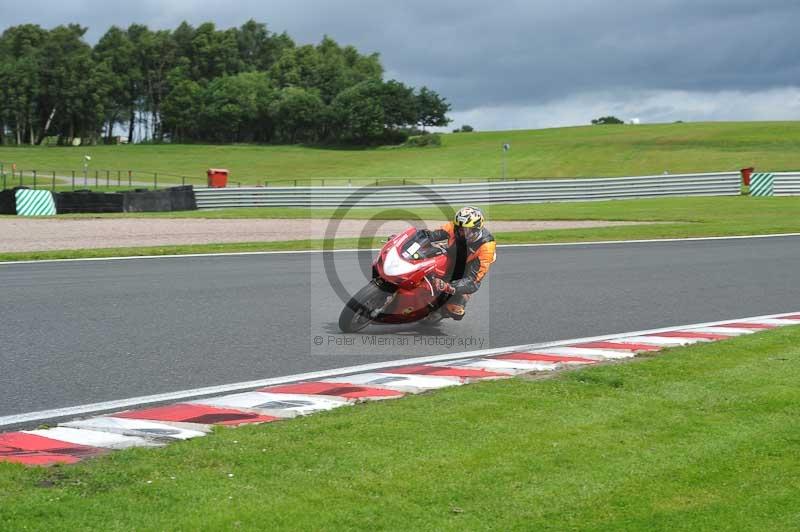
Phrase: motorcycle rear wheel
[{"left": 338, "top": 281, "right": 396, "bottom": 333}]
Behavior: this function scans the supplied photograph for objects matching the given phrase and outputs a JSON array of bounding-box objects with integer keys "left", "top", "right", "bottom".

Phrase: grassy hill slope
[{"left": 1, "top": 121, "right": 799, "bottom": 185}]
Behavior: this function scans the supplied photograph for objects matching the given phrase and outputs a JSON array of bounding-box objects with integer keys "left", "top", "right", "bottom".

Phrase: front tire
[{"left": 338, "top": 281, "right": 396, "bottom": 333}]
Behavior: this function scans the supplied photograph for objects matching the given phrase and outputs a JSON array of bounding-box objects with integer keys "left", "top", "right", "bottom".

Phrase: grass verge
[
  {"left": 0, "top": 238, "right": 375, "bottom": 262},
  {"left": 1, "top": 196, "right": 799, "bottom": 262},
  {"left": 2, "top": 326, "right": 799, "bottom": 530}
]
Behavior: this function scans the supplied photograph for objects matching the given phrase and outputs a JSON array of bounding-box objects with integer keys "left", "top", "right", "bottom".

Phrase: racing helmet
[{"left": 453, "top": 206, "right": 485, "bottom": 243}]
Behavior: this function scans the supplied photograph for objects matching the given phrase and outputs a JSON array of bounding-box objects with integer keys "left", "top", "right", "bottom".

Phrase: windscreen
[{"left": 401, "top": 230, "right": 444, "bottom": 260}]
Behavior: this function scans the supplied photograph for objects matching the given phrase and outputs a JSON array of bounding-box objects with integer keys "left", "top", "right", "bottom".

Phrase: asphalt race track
[{"left": 2, "top": 235, "right": 799, "bottom": 417}]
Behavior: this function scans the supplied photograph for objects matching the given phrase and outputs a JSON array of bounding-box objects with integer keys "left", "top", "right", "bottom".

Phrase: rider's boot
[
  {"left": 445, "top": 294, "right": 470, "bottom": 321},
  {"left": 446, "top": 303, "right": 465, "bottom": 321}
]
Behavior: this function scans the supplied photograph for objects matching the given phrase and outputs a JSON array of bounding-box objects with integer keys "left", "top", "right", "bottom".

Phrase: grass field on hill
[
  {"left": 2, "top": 326, "right": 798, "bottom": 530},
  {"left": 1, "top": 121, "right": 799, "bottom": 185}
]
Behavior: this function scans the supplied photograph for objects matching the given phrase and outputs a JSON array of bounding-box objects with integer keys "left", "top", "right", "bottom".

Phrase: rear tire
[{"left": 338, "top": 281, "right": 396, "bottom": 333}]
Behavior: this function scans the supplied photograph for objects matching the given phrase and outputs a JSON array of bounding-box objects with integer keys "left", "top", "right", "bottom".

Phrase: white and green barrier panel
[
  {"left": 14, "top": 189, "right": 56, "bottom": 216},
  {"left": 749, "top": 173, "right": 774, "bottom": 197}
]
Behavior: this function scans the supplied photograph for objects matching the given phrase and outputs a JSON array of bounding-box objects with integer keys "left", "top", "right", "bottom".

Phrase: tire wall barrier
[
  {"left": 123, "top": 190, "right": 171, "bottom": 212},
  {"left": 123, "top": 185, "right": 197, "bottom": 212},
  {"left": 51, "top": 186, "right": 197, "bottom": 214},
  {"left": 168, "top": 185, "right": 198, "bottom": 211},
  {"left": 56, "top": 190, "right": 124, "bottom": 214},
  {"left": 0, "top": 188, "right": 16, "bottom": 214}
]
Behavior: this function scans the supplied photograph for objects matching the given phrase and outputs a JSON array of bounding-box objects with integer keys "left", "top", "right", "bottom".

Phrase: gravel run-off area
[{"left": 0, "top": 218, "right": 655, "bottom": 252}]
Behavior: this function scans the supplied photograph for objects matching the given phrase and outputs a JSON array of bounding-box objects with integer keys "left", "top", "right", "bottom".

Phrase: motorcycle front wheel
[{"left": 338, "top": 281, "right": 396, "bottom": 333}]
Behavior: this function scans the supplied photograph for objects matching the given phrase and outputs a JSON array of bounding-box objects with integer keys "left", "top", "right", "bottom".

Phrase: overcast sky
[{"left": 2, "top": 0, "right": 799, "bottom": 130}]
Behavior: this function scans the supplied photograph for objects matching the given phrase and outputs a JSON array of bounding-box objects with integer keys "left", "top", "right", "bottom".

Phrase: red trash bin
[
  {"left": 740, "top": 167, "right": 754, "bottom": 187},
  {"left": 207, "top": 168, "right": 229, "bottom": 188}
]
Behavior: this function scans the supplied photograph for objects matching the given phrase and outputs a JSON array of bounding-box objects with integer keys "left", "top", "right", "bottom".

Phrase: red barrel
[
  {"left": 740, "top": 167, "right": 754, "bottom": 187},
  {"left": 207, "top": 168, "right": 229, "bottom": 188}
]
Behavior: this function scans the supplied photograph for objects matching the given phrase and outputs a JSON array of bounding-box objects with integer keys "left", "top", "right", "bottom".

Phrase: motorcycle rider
[{"left": 425, "top": 206, "right": 496, "bottom": 320}]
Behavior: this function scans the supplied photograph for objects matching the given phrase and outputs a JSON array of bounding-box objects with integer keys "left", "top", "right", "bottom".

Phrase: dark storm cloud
[{"left": 1, "top": 0, "right": 798, "bottom": 112}]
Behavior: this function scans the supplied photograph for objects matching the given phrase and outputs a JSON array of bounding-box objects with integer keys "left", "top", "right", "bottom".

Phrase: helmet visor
[{"left": 457, "top": 225, "right": 483, "bottom": 243}]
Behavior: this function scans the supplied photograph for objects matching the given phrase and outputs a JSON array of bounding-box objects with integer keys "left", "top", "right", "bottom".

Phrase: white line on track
[
  {"left": 2, "top": 310, "right": 797, "bottom": 428},
  {"left": 1, "top": 232, "right": 799, "bottom": 266}
]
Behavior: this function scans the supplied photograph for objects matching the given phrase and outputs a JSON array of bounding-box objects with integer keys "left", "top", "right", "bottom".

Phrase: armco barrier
[
  {"left": 774, "top": 172, "right": 800, "bottom": 196},
  {"left": 193, "top": 172, "right": 741, "bottom": 209}
]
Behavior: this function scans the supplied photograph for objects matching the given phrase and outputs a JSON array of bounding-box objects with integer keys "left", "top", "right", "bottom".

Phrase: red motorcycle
[{"left": 338, "top": 227, "right": 457, "bottom": 332}]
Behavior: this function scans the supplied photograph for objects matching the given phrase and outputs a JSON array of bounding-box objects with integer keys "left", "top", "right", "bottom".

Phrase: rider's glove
[{"left": 432, "top": 277, "right": 456, "bottom": 295}]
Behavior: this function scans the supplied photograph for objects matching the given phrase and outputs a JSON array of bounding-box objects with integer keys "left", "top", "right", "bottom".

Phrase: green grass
[
  {"left": 49, "top": 195, "right": 793, "bottom": 226},
  {"left": 2, "top": 326, "right": 799, "bottom": 530},
  {"left": 1, "top": 196, "right": 797, "bottom": 262},
  {"left": 2, "top": 121, "right": 799, "bottom": 185},
  {"left": 0, "top": 238, "right": 377, "bottom": 262}
]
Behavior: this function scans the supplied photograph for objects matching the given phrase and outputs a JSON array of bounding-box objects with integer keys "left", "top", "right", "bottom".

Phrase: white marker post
[
  {"left": 83, "top": 155, "right": 91, "bottom": 186},
  {"left": 502, "top": 143, "right": 510, "bottom": 180}
]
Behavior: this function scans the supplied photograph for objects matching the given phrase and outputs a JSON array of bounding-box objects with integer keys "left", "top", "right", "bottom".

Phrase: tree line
[{"left": 0, "top": 21, "right": 451, "bottom": 146}]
